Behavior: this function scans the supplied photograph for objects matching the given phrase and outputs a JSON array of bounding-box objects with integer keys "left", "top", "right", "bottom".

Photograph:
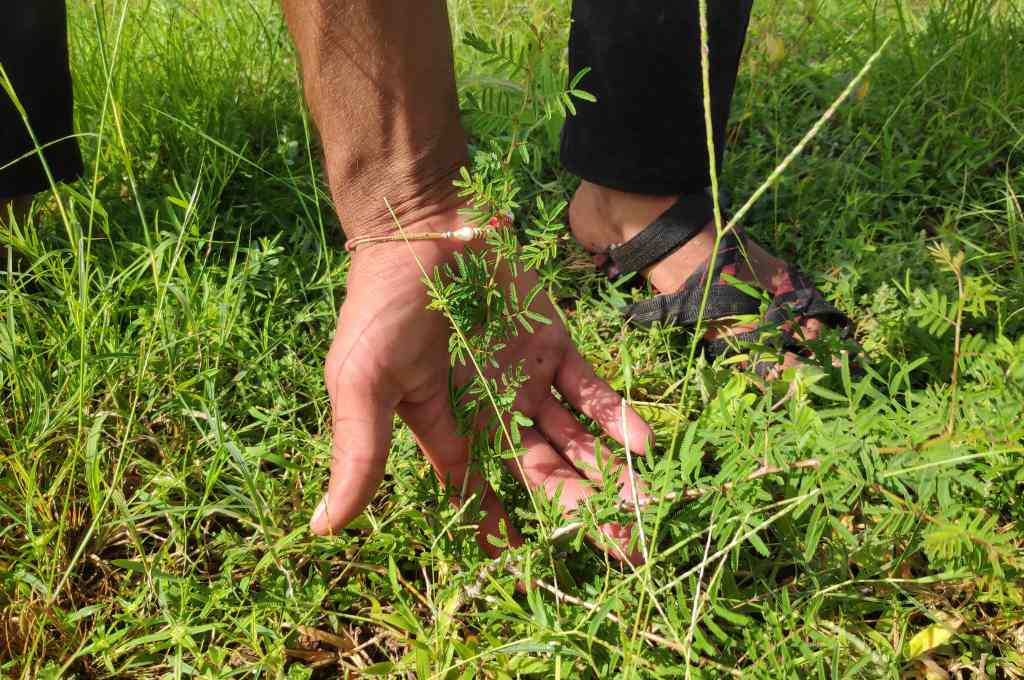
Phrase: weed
[{"left": 1, "top": 0, "right": 1022, "bottom": 678}]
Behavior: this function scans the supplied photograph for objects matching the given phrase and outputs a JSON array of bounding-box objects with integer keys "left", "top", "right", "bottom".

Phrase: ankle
[{"left": 569, "top": 181, "right": 679, "bottom": 251}]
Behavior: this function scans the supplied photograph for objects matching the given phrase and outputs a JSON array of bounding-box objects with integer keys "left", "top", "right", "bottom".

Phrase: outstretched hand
[{"left": 312, "top": 208, "right": 654, "bottom": 562}]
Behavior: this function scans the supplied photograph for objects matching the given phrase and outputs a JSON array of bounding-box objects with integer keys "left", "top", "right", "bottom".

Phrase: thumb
[{"left": 311, "top": 379, "right": 397, "bottom": 536}]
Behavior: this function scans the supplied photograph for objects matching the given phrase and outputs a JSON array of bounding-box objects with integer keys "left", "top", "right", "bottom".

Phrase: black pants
[
  {"left": 0, "top": 2, "right": 749, "bottom": 201},
  {"left": 561, "top": 1, "right": 753, "bottom": 196},
  {"left": 0, "top": 0, "right": 83, "bottom": 199}
]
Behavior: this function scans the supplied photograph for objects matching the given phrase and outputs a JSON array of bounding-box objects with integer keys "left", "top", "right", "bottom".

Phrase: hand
[{"left": 311, "top": 208, "right": 654, "bottom": 562}]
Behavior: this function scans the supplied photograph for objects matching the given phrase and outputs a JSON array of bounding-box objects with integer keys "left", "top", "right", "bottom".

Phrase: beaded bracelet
[{"left": 344, "top": 212, "right": 514, "bottom": 252}]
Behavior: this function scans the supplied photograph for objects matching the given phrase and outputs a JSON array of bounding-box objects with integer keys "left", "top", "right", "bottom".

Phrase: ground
[{"left": 1, "top": 0, "right": 1023, "bottom": 678}]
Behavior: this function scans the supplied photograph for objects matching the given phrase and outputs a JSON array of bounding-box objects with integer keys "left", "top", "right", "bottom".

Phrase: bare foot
[{"left": 569, "top": 181, "right": 824, "bottom": 374}]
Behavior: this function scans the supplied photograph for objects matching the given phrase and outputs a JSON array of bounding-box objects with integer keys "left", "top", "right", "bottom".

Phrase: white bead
[{"left": 452, "top": 226, "right": 477, "bottom": 241}]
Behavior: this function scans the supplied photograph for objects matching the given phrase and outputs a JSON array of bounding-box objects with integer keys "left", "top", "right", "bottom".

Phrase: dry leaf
[
  {"left": 906, "top": 621, "right": 960, "bottom": 659},
  {"left": 296, "top": 624, "right": 356, "bottom": 652},
  {"left": 920, "top": 654, "right": 950, "bottom": 680},
  {"left": 856, "top": 79, "right": 871, "bottom": 101},
  {"left": 765, "top": 34, "right": 786, "bottom": 66}
]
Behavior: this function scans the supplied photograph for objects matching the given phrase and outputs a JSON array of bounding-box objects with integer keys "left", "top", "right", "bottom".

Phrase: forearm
[{"left": 282, "top": 0, "right": 468, "bottom": 238}]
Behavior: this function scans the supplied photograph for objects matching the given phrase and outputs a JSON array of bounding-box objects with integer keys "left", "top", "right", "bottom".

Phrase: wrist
[
  {"left": 346, "top": 206, "right": 494, "bottom": 277},
  {"left": 345, "top": 205, "right": 512, "bottom": 257},
  {"left": 341, "top": 184, "right": 463, "bottom": 233}
]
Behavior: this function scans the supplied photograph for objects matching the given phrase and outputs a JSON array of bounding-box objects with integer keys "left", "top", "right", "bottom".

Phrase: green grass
[{"left": 2, "top": 0, "right": 1023, "bottom": 677}]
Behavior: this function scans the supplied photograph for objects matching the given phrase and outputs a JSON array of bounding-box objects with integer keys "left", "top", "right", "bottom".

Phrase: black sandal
[{"left": 592, "top": 191, "right": 852, "bottom": 377}]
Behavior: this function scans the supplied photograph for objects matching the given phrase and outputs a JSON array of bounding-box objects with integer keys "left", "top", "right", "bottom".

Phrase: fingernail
[{"left": 310, "top": 495, "right": 327, "bottom": 528}]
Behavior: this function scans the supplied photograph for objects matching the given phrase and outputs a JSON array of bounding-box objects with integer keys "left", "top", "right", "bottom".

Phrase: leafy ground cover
[{"left": 2, "top": 0, "right": 1023, "bottom": 677}]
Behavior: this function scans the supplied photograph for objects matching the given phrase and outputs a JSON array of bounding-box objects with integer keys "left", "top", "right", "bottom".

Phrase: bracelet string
[{"left": 345, "top": 212, "right": 514, "bottom": 252}]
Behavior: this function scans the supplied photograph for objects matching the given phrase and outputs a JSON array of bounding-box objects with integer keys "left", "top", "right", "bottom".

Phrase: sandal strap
[
  {"left": 601, "top": 191, "right": 715, "bottom": 280},
  {"left": 623, "top": 284, "right": 761, "bottom": 328},
  {"left": 622, "top": 232, "right": 761, "bottom": 328},
  {"left": 764, "top": 267, "right": 852, "bottom": 335},
  {"left": 702, "top": 268, "right": 851, "bottom": 373}
]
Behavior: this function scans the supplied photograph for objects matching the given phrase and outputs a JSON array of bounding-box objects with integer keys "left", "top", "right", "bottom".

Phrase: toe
[{"left": 797, "top": 317, "right": 824, "bottom": 342}]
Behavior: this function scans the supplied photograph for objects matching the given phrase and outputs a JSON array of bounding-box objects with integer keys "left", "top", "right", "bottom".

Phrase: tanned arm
[
  {"left": 281, "top": 1, "right": 653, "bottom": 564},
  {"left": 282, "top": 0, "right": 467, "bottom": 236}
]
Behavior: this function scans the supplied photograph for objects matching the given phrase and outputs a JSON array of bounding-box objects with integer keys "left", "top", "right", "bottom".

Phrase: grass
[{"left": 2, "top": 0, "right": 1023, "bottom": 677}]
